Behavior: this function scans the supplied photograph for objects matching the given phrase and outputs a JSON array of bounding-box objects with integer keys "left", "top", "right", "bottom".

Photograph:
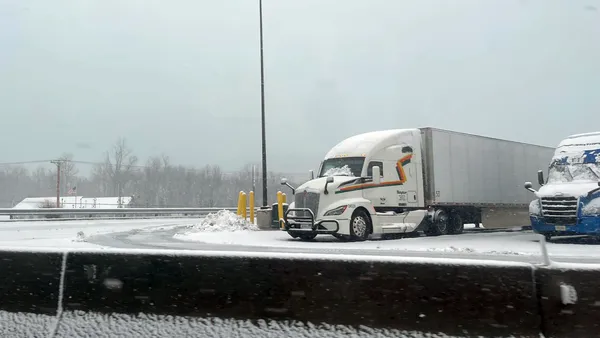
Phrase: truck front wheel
[{"left": 350, "top": 209, "right": 371, "bottom": 241}]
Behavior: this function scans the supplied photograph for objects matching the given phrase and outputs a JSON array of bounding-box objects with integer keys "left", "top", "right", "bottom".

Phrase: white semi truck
[
  {"left": 524, "top": 132, "right": 600, "bottom": 240},
  {"left": 280, "top": 128, "right": 554, "bottom": 241}
]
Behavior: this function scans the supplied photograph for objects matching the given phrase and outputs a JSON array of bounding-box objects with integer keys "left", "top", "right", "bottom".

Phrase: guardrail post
[
  {"left": 240, "top": 192, "right": 247, "bottom": 220},
  {"left": 249, "top": 191, "right": 255, "bottom": 223},
  {"left": 277, "top": 191, "right": 283, "bottom": 229},
  {"left": 236, "top": 191, "right": 244, "bottom": 216}
]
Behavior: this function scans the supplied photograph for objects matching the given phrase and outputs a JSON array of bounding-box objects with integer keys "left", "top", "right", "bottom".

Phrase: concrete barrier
[
  {"left": 6, "top": 249, "right": 600, "bottom": 337},
  {"left": 0, "top": 251, "right": 63, "bottom": 315},
  {"left": 60, "top": 252, "right": 541, "bottom": 337},
  {"left": 536, "top": 263, "right": 600, "bottom": 338}
]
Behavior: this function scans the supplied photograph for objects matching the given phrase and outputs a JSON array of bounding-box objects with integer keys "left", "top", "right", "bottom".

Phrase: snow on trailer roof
[
  {"left": 566, "top": 131, "right": 600, "bottom": 139},
  {"left": 324, "top": 128, "right": 554, "bottom": 160},
  {"left": 559, "top": 132, "right": 600, "bottom": 148},
  {"left": 324, "top": 129, "right": 418, "bottom": 159},
  {"left": 421, "top": 127, "right": 554, "bottom": 149}
]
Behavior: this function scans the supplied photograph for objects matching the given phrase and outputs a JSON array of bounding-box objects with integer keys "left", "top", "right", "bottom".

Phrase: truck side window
[{"left": 367, "top": 161, "right": 384, "bottom": 178}]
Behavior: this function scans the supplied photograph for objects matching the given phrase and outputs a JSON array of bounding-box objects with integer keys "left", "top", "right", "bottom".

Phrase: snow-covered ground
[
  {"left": 0, "top": 310, "right": 472, "bottom": 338},
  {"left": 172, "top": 211, "right": 600, "bottom": 263},
  {"left": 0, "top": 218, "right": 202, "bottom": 249},
  {"left": 1, "top": 210, "right": 600, "bottom": 264},
  {"left": 175, "top": 229, "right": 597, "bottom": 259}
]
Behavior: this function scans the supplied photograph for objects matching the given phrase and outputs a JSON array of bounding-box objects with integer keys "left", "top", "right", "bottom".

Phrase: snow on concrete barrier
[
  {"left": 536, "top": 263, "right": 600, "bottom": 338},
  {"left": 58, "top": 251, "right": 541, "bottom": 337}
]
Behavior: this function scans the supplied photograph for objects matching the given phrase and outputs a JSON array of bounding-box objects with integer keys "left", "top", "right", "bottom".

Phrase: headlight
[
  {"left": 529, "top": 199, "right": 541, "bottom": 216},
  {"left": 324, "top": 205, "right": 347, "bottom": 216},
  {"left": 582, "top": 198, "right": 600, "bottom": 216}
]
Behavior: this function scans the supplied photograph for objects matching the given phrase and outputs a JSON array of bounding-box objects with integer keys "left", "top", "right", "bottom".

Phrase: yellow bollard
[
  {"left": 282, "top": 192, "right": 287, "bottom": 204},
  {"left": 241, "top": 192, "right": 247, "bottom": 220},
  {"left": 237, "top": 191, "right": 244, "bottom": 216},
  {"left": 249, "top": 191, "right": 255, "bottom": 224},
  {"left": 277, "top": 191, "right": 284, "bottom": 229}
]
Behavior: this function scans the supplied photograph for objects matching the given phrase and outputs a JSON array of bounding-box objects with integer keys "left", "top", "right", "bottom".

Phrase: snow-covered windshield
[
  {"left": 547, "top": 152, "right": 600, "bottom": 183},
  {"left": 318, "top": 157, "right": 364, "bottom": 177}
]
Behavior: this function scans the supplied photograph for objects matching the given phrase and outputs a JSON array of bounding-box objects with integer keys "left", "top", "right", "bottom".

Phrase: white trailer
[{"left": 281, "top": 128, "right": 554, "bottom": 241}]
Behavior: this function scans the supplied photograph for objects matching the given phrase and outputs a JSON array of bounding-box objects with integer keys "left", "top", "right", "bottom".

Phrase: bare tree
[
  {"left": 58, "top": 153, "right": 78, "bottom": 194},
  {"left": 103, "top": 138, "right": 138, "bottom": 205},
  {"left": 1, "top": 136, "right": 294, "bottom": 208}
]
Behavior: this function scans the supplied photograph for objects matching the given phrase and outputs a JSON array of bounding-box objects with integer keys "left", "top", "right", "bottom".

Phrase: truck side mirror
[
  {"left": 537, "top": 170, "right": 545, "bottom": 186},
  {"left": 309, "top": 170, "right": 314, "bottom": 180},
  {"left": 324, "top": 176, "right": 334, "bottom": 195},
  {"left": 280, "top": 178, "right": 296, "bottom": 195},
  {"left": 524, "top": 181, "right": 537, "bottom": 193},
  {"left": 372, "top": 166, "right": 381, "bottom": 185}
]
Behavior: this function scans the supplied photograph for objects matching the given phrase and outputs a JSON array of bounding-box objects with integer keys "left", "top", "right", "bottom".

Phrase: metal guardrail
[{"left": 0, "top": 207, "right": 255, "bottom": 217}]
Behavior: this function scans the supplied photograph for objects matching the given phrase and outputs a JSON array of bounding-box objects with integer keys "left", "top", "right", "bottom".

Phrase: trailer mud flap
[{"left": 536, "top": 264, "right": 600, "bottom": 338}]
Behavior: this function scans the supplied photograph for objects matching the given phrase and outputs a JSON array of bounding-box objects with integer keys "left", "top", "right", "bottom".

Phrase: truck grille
[
  {"left": 294, "top": 191, "right": 320, "bottom": 218},
  {"left": 540, "top": 196, "right": 578, "bottom": 225}
]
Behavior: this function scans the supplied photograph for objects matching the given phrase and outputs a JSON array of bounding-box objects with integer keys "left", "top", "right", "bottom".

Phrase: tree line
[{"left": 0, "top": 138, "right": 302, "bottom": 208}]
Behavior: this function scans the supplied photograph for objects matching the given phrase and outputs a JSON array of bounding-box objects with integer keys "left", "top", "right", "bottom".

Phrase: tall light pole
[
  {"left": 50, "top": 160, "right": 61, "bottom": 208},
  {"left": 259, "top": 0, "right": 268, "bottom": 206}
]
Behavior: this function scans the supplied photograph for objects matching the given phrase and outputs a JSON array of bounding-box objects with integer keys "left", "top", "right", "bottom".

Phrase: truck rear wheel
[
  {"left": 425, "top": 210, "right": 449, "bottom": 236},
  {"left": 448, "top": 213, "right": 464, "bottom": 235},
  {"left": 350, "top": 209, "right": 371, "bottom": 241}
]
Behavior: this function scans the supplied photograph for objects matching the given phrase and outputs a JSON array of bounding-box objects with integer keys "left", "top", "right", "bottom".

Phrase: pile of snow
[
  {"left": 427, "top": 246, "right": 476, "bottom": 254},
  {"left": 323, "top": 165, "right": 355, "bottom": 177},
  {"left": 529, "top": 200, "right": 540, "bottom": 215},
  {"left": 183, "top": 210, "right": 259, "bottom": 233},
  {"left": 74, "top": 231, "right": 87, "bottom": 242}
]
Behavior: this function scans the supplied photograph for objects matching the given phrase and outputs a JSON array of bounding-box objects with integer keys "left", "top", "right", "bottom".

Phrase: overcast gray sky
[{"left": 1, "top": 0, "right": 599, "bottom": 173}]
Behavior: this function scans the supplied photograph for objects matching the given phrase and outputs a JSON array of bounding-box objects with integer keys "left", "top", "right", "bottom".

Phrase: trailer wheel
[
  {"left": 448, "top": 213, "right": 464, "bottom": 235},
  {"left": 350, "top": 209, "right": 371, "bottom": 241},
  {"left": 425, "top": 209, "right": 449, "bottom": 236}
]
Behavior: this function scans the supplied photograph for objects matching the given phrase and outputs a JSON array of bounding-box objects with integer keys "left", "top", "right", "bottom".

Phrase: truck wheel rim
[
  {"left": 438, "top": 213, "right": 448, "bottom": 232},
  {"left": 353, "top": 216, "right": 367, "bottom": 237}
]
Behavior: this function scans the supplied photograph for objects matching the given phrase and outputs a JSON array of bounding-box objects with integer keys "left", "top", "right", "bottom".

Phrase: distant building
[
  {"left": 13, "top": 196, "right": 133, "bottom": 209},
  {"left": 10, "top": 196, "right": 133, "bottom": 219}
]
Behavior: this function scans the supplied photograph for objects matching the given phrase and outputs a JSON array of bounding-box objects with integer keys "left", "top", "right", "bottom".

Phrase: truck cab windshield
[
  {"left": 318, "top": 157, "right": 365, "bottom": 177},
  {"left": 548, "top": 162, "right": 600, "bottom": 183}
]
